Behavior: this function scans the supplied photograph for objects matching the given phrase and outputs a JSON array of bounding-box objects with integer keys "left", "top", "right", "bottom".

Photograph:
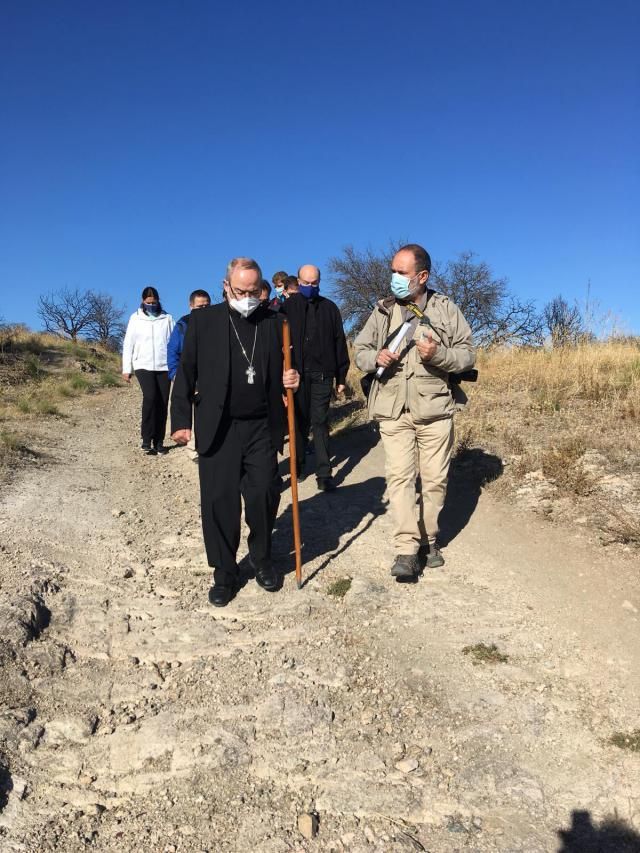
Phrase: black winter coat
[
  {"left": 282, "top": 294, "right": 349, "bottom": 386},
  {"left": 170, "top": 303, "right": 289, "bottom": 455}
]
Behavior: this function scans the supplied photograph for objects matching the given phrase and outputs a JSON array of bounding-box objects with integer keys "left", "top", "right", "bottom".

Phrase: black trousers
[
  {"left": 135, "top": 369, "right": 170, "bottom": 445},
  {"left": 295, "top": 371, "right": 333, "bottom": 479},
  {"left": 198, "top": 417, "right": 281, "bottom": 586}
]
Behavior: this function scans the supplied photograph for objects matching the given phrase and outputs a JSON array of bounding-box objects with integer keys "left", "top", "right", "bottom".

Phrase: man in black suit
[
  {"left": 283, "top": 264, "right": 349, "bottom": 491},
  {"left": 171, "top": 257, "right": 300, "bottom": 607}
]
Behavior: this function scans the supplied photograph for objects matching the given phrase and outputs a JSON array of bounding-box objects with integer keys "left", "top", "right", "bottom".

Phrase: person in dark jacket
[
  {"left": 171, "top": 258, "right": 300, "bottom": 608},
  {"left": 282, "top": 264, "right": 349, "bottom": 491},
  {"left": 167, "top": 289, "right": 211, "bottom": 381}
]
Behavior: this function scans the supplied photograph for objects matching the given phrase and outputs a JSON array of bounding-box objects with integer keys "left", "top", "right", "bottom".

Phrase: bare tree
[
  {"left": 543, "top": 295, "right": 585, "bottom": 346},
  {"left": 86, "top": 292, "right": 126, "bottom": 350},
  {"left": 37, "top": 288, "right": 95, "bottom": 341},
  {"left": 330, "top": 243, "right": 543, "bottom": 345},
  {"left": 328, "top": 241, "right": 402, "bottom": 333},
  {"left": 429, "top": 251, "right": 543, "bottom": 346}
]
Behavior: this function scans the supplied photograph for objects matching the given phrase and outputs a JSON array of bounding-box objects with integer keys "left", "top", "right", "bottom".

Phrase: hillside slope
[{"left": 0, "top": 380, "right": 638, "bottom": 851}]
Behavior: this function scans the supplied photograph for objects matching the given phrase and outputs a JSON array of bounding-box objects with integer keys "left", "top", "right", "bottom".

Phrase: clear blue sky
[{"left": 1, "top": 0, "right": 638, "bottom": 332}]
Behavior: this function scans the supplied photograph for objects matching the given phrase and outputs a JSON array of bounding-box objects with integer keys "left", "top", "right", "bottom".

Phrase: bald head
[{"left": 298, "top": 265, "right": 321, "bottom": 287}]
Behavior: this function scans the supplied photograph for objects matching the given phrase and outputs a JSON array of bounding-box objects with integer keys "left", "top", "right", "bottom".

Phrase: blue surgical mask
[
  {"left": 390, "top": 273, "right": 413, "bottom": 300},
  {"left": 299, "top": 284, "right": 320, "bottom": 300}
]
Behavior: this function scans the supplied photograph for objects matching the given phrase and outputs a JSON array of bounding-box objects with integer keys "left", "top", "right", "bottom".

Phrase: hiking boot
[
  {"left": 145, "top": 445, "right": 157, "bottom": 456},
  {"left": 141, "top": 441, "right": 152, "bottom": 452},
  {"left": 154, "top": 441, "right": 168, "bottom": 455},
  {"left": 390, "top": 554, "right": 419, "bottom": 578},
  {"left": 425, "top": 544, "right": 445, "bottom": 568}
]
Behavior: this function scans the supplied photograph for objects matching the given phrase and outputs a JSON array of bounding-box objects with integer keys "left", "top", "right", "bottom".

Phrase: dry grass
[
  {"left": 342, "top": 338, "right": 640, "bottom": 546},
  {"left": 0, "top": 325, "right": 122, "bottom": 474}
]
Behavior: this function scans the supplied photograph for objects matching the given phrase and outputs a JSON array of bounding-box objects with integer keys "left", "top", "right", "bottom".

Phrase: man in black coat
[
  {"left": 283, "top": 264, "right": 349, "bottom": 491},
  {"left": 171, "top": 257, "right": 300, "bottom": 607}
]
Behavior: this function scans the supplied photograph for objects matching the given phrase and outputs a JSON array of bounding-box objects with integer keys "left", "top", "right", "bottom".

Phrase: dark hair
[
  {"left": 141, "top": 285, "right": 163, "bottom": 314},
  {"left": 284, "top": 275, "right": 299, "bottom": 290},
  {"left": 189, "top": 289, "right": 211, "bottom": 304},
  {"left": 260, "top": 280, "right": 272, "bottom": 297},
  {"left": 272, "top": 270, "right": 288, "bottom": 286},
  {"left": 398, "top": 244, "right": 432, "bottom": 274}
]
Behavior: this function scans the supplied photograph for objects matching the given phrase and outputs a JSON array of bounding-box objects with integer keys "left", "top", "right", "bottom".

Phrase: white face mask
[{"left": 229, "top": 295, "right": 261, "bottom": 318}]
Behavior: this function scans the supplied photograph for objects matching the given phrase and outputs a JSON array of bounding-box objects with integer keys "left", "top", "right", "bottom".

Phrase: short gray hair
[{"left": 225, "top": 257, "right": 263, "bottom": 284}]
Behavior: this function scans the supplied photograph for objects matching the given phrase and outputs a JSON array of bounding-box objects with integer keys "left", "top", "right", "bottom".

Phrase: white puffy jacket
[{"left": 122, "top": 309, "right": 175, "bottom": 374}]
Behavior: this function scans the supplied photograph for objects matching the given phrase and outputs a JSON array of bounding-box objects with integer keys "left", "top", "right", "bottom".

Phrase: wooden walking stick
[{"left": 282, "top": 318, "right": 303, "bottom": 589}]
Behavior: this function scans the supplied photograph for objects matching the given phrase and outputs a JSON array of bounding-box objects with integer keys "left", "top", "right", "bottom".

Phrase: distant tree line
[
  {"left": 37, "top": 288, "right": 126, "bottom": 351},
  {"left": 329, "top": 242, "right": 588, "bottom": 347}
]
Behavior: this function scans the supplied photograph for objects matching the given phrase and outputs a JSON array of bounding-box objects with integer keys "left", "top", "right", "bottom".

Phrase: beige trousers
[{"left": 379, "top": 413, "right": 454, "bottom": 555}]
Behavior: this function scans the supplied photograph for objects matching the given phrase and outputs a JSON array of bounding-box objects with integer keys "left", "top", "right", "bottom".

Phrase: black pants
[
  {"left": 198, "top": 417, "right": 281, "bottom": 586},
  {"left": 295, "top": 371, "right": 333, "bottom": 479},
  {"left": 135, "top": 369, "right": 170, "bottom": 445}
]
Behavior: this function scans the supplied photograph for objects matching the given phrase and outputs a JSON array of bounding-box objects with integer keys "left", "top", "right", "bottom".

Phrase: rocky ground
[{"left": 0, "top": 383, "right": 639, "bottom": 852}]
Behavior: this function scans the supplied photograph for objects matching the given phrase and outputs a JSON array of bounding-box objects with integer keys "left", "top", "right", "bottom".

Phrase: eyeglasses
[{"left": 227, "top": 283, "right": 261, "bottom": 299}]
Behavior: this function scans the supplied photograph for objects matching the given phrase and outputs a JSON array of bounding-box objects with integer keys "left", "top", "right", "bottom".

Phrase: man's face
[
  {"left": 298, "top": 265, "right": 320, "bottom": 288},
  {"left": 391, "top": 250, "right": 428, "bottom": 297},
  {"left": 190, "top": 296, "right": 210, "bottom": 310},
  {"left": 224, "top": 267, "right": 262, "bottom": 300}
]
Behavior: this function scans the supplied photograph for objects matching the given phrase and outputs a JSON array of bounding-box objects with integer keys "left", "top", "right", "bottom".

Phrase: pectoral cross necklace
[{"left": 229, "top": 316, "right": 258, "bottom": 384}]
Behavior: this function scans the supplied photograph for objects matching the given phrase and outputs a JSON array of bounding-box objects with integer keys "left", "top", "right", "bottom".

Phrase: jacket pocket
[
  {"left": 372, "top": 380, "right": 398, "bottom": 419},
  {"left": 410, "top": 377, "right": 452, "bottom": 421}
]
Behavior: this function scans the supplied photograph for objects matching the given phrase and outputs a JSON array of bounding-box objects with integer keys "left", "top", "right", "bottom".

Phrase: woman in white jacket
[{"left": 122, "top": 286, "right": 175, "bottom": 455}]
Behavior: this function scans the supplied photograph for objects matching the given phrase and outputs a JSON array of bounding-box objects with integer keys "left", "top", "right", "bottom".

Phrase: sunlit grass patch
[
  {"left": 327, "top": 578, "right": 352, "bottom": 598},
  {"left": 462, "top": 642, "right": 509, "bottom": 665},
  {"left": 609, "top": 730, "right": 640, "bottom": 752}
]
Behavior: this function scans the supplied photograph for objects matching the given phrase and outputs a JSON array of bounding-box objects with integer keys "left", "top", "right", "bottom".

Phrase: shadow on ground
[
  {"left": 273, "top": 475, "right": 387, "bottom": 585},
  {"left": 438, "top": 446, "right": 503, "bottom": 547},
  {"left": 557, "top": 809, "right": 640, "bottom": 852}
]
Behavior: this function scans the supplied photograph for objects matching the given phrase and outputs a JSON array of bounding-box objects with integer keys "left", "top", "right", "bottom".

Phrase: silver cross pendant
[{"left": 246, "top": 366, "right": 256, "bottom": 385}]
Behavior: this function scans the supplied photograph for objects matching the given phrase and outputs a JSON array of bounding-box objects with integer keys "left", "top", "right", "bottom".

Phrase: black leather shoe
[
  {"left": 254, "top": 565, "right": 279, "bottom": 592},
  {"left": 208, "top": 583, "right": 235, "bottom": 607},
  {"left": 316, "top": 476, "right": 336, "bottom": 492}
]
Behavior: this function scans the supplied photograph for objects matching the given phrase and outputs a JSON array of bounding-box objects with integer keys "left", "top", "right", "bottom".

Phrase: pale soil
[{"left": 0, "top": 384, "right": 639, "bottom": 852}]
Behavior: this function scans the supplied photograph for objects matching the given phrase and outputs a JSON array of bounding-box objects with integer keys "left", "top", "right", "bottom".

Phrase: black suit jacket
[
  {"left": 170, "top": 303, "right": 288, "bottom": 455},
  {"left": 282, "top": 293, "right": 350, "bottom": 386}
]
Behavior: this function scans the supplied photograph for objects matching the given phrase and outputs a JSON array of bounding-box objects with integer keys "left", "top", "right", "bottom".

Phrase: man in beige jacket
[{"left": 354, "top": 243, "right": 475, "bottom": 579}]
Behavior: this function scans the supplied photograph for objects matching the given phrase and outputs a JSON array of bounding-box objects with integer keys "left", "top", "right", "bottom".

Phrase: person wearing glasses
[{"left": 170, "top": 257, "right": 300, "bottom": 607}]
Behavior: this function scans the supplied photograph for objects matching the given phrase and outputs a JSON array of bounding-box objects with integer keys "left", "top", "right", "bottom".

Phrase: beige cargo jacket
[{"left": 353, "top": 291, "right": 475, "bottom": 422}]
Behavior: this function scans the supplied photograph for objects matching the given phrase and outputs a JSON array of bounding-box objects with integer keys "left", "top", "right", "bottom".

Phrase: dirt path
[{"left": 0, "top": 384, "right": 639, "bottom": 852}]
